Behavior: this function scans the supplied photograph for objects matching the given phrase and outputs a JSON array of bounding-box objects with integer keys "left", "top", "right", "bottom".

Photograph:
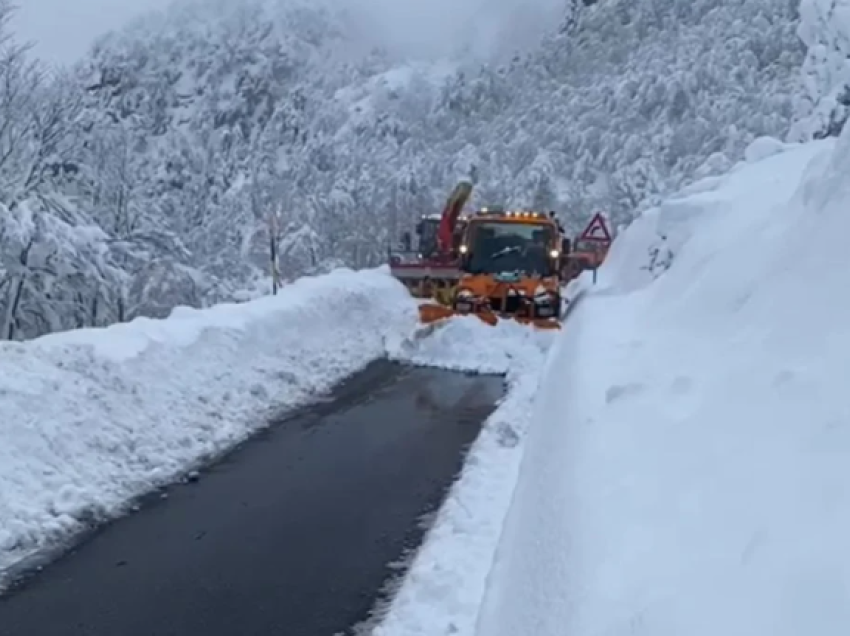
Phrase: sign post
[
  {"left": 578, "top": 212, "right": 612, "bottom": 285},
  {"left": 268, "top": 212, "right": 281, "bottom": 295}
]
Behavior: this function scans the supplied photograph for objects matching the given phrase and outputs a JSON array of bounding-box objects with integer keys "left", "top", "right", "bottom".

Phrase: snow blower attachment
[{"left": 389, "top": 180, "right": 473, "bottom": 304}]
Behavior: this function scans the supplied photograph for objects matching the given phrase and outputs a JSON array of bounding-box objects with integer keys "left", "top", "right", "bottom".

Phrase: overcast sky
[
  {"left": 354, "top": 0, "right": 563, "bottom": 60},
  {"left": 13, "top": 0, "right": 173, "bottom": 65},
  {"left": 13, "top": 0, "right": 562, "bottom": 65}
]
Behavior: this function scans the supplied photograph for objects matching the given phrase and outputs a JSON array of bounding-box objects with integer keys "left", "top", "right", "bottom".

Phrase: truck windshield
[{"left": 466, "top": 221, "right": 555, "bottom": 276}]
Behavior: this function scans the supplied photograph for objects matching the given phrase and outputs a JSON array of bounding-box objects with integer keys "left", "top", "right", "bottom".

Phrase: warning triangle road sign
[{"left": 579, "top": 212, "right": 612, "bottom": 243}]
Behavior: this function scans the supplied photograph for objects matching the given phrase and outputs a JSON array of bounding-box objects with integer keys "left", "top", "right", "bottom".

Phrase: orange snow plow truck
[{"left": 419, "top": 207, "right": 569, "bottom": 330}]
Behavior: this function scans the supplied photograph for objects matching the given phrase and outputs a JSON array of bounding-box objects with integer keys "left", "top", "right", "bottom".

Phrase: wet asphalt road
[{"left": 0, "top": 361, "right": 503, "bottom": 636}]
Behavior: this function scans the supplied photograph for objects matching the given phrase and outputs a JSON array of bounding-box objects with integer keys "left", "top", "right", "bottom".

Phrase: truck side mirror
[
  {"left": 561, "top": 238, "right": 571, "bottom": 254},
  {"left": 401, "top": 231, "right": 412, "bottom": 251},
  {"left": 415, "top": 221, "right": 423, "bottom": 236}
]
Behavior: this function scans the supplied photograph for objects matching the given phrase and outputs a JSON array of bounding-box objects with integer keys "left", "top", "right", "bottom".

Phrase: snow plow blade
[
  {"left": 418, "top": 303, "right": 456, "bottom": 324},
  {"left": 513, "top": 316, "right": 562, "bottom": 330},
  {"left": 417, "top": 303, "right": 499, "bottom": 326},
  {"left": 418, "top": 303, "right": 560, "bottom": 330}
]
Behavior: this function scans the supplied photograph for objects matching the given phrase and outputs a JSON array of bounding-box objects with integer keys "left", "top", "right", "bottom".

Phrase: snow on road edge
[
  {"left": 0, "top": 267, "right": 417, "bottom": 587},
  {"left": 374, "top": 283, "right": 588, "bottom": 636}
]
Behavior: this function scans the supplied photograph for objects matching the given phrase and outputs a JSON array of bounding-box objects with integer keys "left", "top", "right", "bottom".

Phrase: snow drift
[
  {"left": 476, "top": 128, "right": 850, "bottom": 635},
  {"left": 0, "top": 267, "right": 416, "bottom": 587}
]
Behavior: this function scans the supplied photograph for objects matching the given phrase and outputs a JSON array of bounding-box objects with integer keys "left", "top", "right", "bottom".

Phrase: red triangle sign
[{"left": 579, "top": 212, "right": 612, "bottom": 243}]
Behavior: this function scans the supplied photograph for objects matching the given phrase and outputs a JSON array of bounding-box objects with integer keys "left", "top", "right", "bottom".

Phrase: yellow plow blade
[
  {"left": 417, "top": 304, "right": 560, "bottom": 330},
  {"left": 470, "top": 310, "right": 499, "bottom": 326},
  {"left": 513, "top": 316, "right": 562, "bottom": 330},
  {"left": 418, "top": 303, "right": 456, "bottom": 324}
]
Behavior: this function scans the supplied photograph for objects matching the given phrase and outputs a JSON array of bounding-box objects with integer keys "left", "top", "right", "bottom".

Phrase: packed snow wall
[{"left": 475, "top": 128, "right": 850, "bottom": 636}]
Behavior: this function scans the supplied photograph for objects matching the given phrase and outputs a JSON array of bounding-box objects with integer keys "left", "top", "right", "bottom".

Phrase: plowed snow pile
[
  {"left": 0, "top": 267, "right": 416, "bottom": 587},
  {"left": 476, "top": 130, "right": 850, "bottom": 636}
]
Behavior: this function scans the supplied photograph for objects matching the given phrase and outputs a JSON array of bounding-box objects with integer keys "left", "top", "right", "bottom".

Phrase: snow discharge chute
[
  {"left": 386, "top": 180, "right": 473, "bottom": 304},
  {"left": 437, "top": 180, "right": 473, "bottom": 254}
]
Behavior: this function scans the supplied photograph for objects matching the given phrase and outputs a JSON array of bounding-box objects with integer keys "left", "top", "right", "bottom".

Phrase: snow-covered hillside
[
  {"left": 1, "top": 0, "right": 809, "bottom": 340},
  {"left": 0, "top": 267, "right": 416, "bottom": 587}
]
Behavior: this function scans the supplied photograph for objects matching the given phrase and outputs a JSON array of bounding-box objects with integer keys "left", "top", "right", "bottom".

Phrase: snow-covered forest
[{"left": 0, "top": 0, "right": 844, "bottom": 340}]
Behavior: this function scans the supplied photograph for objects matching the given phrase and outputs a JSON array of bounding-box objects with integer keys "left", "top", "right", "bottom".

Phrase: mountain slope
[{"left": 0, "top": 0, "right": 821, "bottom": 339}]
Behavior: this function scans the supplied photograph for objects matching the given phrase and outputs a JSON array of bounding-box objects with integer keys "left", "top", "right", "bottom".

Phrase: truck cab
[
  {"left": 451, "top": 209, "right": 567, "bottom": 326},
  {"left": 458, "top": 209, "right": 567, "bottom": 278}
]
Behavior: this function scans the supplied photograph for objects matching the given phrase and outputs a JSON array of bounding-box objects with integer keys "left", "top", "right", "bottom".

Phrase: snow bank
[
  {"left": 370, "top": 316, "right": 556, "bottom": 636},
  {"left": 476, "top": 128, "right": 850, "bottom": 635},
  {"left": 0, "top": 267, "right": 416, "bottom": 587}
]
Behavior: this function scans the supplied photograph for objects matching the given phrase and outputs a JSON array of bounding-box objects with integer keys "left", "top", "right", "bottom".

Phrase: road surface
[{"left": 0, "top": 361, "right": 503, "bottom": 636}]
